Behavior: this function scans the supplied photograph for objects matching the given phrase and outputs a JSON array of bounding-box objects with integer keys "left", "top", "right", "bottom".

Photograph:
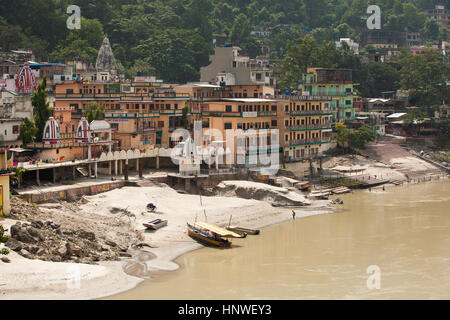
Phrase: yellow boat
[{"left": 187, "top": 222, "right": 244, "bottom": 248}]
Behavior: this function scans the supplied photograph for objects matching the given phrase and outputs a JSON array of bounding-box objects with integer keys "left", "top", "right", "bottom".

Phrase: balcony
[
  {"left": 267, "top": 94, "right": 332, "bottom": 101},
  {"left": 200, "top": 111, "right": 277, "bottom": 118},
  {"left": 284, "top": 154, "right": 329, "bottom": 162},
  {"left": 289, "top": 138, "right": 332, "bottom": 146},
  {"left": 286, "top": 110, "right": 333, "bottom": 116},
  {"left": 286, "top": 123, "right": 332, "bottom": 131}
]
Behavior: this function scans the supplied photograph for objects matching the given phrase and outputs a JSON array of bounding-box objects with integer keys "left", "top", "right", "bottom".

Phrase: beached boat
[
  {"left": 187, "top": 222, "right": 244, "bottom": 248},
  {"left": 226, "top": 226, "right": 260, "bottom": 235},
  {"left": 143, "top": 219, "right": 167, "bottom": 230}
]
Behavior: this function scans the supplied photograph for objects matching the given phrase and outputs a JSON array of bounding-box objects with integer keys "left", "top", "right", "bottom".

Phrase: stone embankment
[
  {"left": 202, "top": 180, "right": 311, "bottom": 207},
  {"left": 2, "top": 197, "right": 141, "bottom": 264}
]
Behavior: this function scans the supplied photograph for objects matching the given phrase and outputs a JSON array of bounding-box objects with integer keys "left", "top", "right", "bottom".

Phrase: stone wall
[{"left": 20, "top": 181, "right": 125, "bottom": 204}]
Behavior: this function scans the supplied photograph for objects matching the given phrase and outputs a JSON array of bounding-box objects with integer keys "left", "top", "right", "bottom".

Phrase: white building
[
  {"left": 201, "top": 46, "right": 276, "bottom": 87},
  {"left": 335, "top": 38, "right": 360, "bottom": 55},
  {"left": 0, "top": 89, "right": 34, "bottom": 147}
]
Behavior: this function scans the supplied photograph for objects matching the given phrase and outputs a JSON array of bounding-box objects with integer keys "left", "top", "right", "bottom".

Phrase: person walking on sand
[{"left": 292, "top": 210, "right": 296, "bottom": 220}]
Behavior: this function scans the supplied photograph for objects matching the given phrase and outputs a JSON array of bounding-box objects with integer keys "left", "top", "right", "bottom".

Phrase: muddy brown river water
[{"left": 109, "top": 179, "right": 450, "bottom": 299}]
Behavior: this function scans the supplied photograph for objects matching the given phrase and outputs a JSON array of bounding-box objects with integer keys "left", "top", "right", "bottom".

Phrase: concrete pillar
[
  {"left": 185, "top": 178, "right": 191, "bottom": 192},
  {"left": 114, "top": 160, "right": 118, "bottom": 176},
  {"left": 119, "top": 159, "right": 123, "bottom": 175},
  {"left": 72, "top": 166, "right": 76, "bottom": 180},
  {"left": 88, "top": 163, "right": 92, "bottom": 178},
  {"left": 36, "top": 169, "right": 40, "bottom": 186},
  {"left": 156, "top": 156, "right": 160, "bottom": 169},
  {"left": 94, "top": 162, "right": 98, "bottom": 179},
  {"left": 52, "top": 168, "right": 56, "bottom": 183},
  {"left": 138, "top": 158, "right": 143, "bottom": 178},
  {"left": 124, "top": 159, "right": 129, "bottom": 181},
  {"left": 108, "top": 161, "right": 112, "bottom": 176},
  {"left": 309, "top": 159, "right": 313, "bottom": 176}
]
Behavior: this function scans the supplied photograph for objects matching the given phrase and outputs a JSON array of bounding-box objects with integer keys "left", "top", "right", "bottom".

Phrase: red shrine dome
[{"left": 15, "top": 62, "right": 37, "bottom": 94}]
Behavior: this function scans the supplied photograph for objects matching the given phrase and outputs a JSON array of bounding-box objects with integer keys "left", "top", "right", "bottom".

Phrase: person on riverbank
[{"left": 292, "top": 210, "right": 296, "bottom": 220}]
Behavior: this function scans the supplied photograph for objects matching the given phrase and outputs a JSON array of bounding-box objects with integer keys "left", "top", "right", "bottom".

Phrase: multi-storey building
[
  {"left": 278, "top": 95, "right": 333, "bottom": 162},
  {"left": 424, "top": 4, "right": 450, "bottom": 29},
  {"left": 54, "top": 80, "right": 189, "bottom": 150},
  {"left": 200, "top": 46, "right": 276, "bottom": 87},
  {"left": 302, "top": 68, "right": 358, "bottom": 122},
  {"left": 53, "top": 79, "right": 336, "bottom": 167}
]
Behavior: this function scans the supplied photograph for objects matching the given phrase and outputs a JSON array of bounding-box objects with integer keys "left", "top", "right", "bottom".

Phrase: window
[
  {"left": 174, "top": 104, "right": 178, "bottom": 109},
  {"left": 233, "top": 61, "right": 237, "bottom": 68},
  {"left": 256, "top": 73, "right": 262, "bottom": 81},
  {"left": 224, "top": 123, "right": 232, "bottom": 130},
  {"left": 66, "top": 89, "right": 74, "bottom": 94},
  {"left": 158, "top": 121, "right": 164, "bottom": 128},
  {"left": 285, "top": 120, "right": 289, "bottom": 127},
  {"left": 271, "top": 120, "right": 277, "bottom": 127},
  {"left": 166, "top": 104, "right": 170, "bottom": 110},
  {"left": 13, "top": 125, "right": 19, "bottom": 134},
  {"left": 272, "top": 105, "right": 277, "bottom": 111},
  {"left": 345, "top": 100, "right": 352, "bottom": 105},
  {"left": 225, "top": 105, "right": 232, "bottom": 112}
]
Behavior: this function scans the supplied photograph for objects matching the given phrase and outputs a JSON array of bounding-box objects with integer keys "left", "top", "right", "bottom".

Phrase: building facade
[
  {"left": 200, "top": 46, "right": 276, "bottom": 87},
  {"left": 302, "top": 68, "right": 358, "bottom": 122}
]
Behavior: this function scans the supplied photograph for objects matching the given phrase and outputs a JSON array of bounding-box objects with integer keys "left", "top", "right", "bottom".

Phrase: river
[{"left": 110, "top": 179, "right": 450, "bottom": 299}]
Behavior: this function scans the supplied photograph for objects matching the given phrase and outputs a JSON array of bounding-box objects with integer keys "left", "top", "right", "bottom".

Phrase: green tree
[
  {"left": 335, "top": 122, "right": 351, "bottom": 149},
  {"left": 32, "top": 77, "right": 53, "bottom": 142},
  {"left": 51, "top": 18, "right": 105, "bottom": 64},
  {"left": 398, "top": 50, "right": 450, "bottom": 108},
  {"left": 421, "top": 18, "right": 440, "bottom": 41},
  {"left": 83, "top": 102, "right": 104, "bottom": 123},
  {"left": 19, "top": 118, "right": 38, "bottom": 146},
  {"left": 230, "top": 13, "right": 251, "bottom": 46},
  {"left": 134, "top": 28, "right": 211, "bottom": 83}
]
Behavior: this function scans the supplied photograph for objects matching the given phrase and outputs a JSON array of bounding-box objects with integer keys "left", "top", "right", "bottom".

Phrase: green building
[{"left": 301, "top": 68, "right": 358, "bottom": 122}]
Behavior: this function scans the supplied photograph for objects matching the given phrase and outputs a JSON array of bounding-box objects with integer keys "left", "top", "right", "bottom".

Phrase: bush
[
  {"left": 1, "top": 248, "right": 10, "bottom": 255},
  {"left": 0, "top": 224, "right": 9, "bottom": 243}
]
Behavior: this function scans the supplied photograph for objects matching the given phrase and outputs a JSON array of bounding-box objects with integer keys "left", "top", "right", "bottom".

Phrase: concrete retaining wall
[{"left": 20, "top": 181, "right": 125, "bottom": 204}]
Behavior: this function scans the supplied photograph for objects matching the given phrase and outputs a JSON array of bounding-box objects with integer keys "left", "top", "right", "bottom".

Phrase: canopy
[{"left": 195, "top": 222, "right": 244, "bottom": 238}]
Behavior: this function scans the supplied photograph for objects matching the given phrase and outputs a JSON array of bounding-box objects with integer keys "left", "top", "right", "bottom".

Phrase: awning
[
  {"left": 387, "top": 113, "right": 407, "bottom": 119},
  {"left": 194, "top": 222, "right": 244, "bottom": 238},
  {"left": 9, "top": 148, "right": 32, "bottom": 153}
]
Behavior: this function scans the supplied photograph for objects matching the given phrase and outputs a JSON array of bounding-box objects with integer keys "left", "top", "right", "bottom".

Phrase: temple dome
[
  {"left": 15, "top": 62, "right": 37, "bottom": 94},
  {"left": 95, "top": 37, "right": 117, "bottom": 74}
]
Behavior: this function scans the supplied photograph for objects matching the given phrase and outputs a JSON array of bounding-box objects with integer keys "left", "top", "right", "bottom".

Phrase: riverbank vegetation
[{"left": 335, "top": 123, "right": 376, "bottom": 151}]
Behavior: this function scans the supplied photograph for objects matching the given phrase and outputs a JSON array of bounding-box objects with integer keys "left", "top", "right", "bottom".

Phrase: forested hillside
[{"left": 0, "top": 0, "right": 449, "bottom": 86}]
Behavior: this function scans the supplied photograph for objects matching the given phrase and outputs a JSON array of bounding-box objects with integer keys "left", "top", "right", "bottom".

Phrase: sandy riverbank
[{"left": 0, "top": 179, "right": 332, "bottom": 300}]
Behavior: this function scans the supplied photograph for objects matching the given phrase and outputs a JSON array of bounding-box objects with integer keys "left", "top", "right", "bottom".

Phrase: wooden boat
[
  {"left": 187, "top": 222, "right": 244, "bottom": 248},
  {"left": 226, "top": 226, "right": 260, "bottom": 235},
  {"left": 143, "top": 219, "right": 167, "bottom": 230}
]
